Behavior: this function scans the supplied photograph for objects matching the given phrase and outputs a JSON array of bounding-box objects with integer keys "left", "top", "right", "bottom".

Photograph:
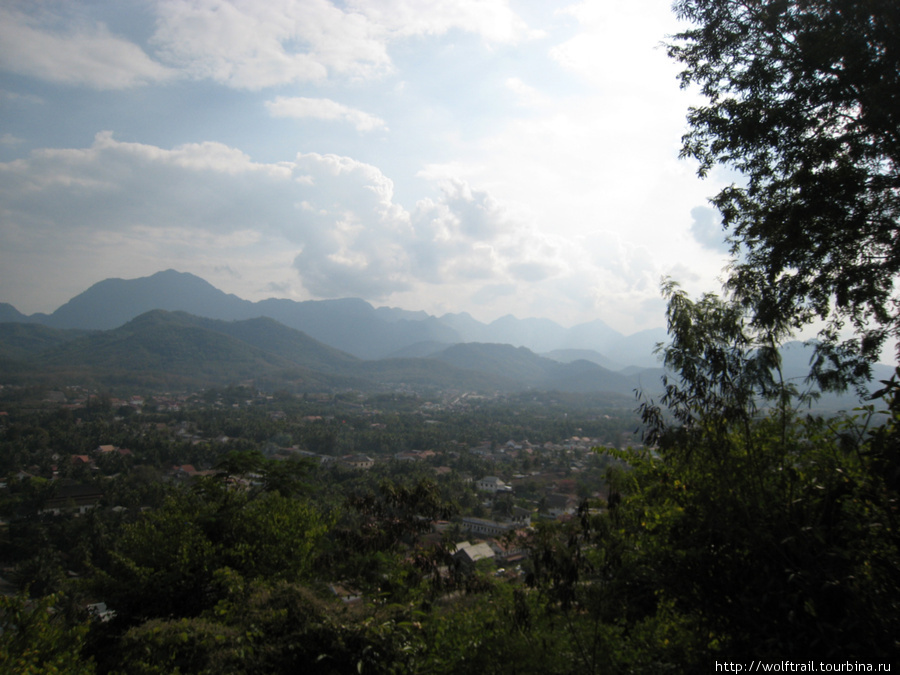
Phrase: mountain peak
[
  {"left": 6, "top": 269, "right": 666, "bottom": 367},
  {"left": 44, "top": 270, "right": 254, "bottom": 330}
]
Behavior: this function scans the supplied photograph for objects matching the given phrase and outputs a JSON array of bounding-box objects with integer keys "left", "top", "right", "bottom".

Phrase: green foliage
[
  {"left": 93, "top": 481, "right": 329, "bottom": 625},
  {"left": 326, "top": 477, "right": 456, "bottom": 595},
  {"left": 625, "top": 285, "right": 900, "bottom": 661},
  {"left": 641, "top": 280, "right": 791, "bottom": 444},
  {"left": 0, "top": 593, "right": 95, "bottom": 674},
  {"left": 669, "top": 0, "right": 900, "bottom": 376}
]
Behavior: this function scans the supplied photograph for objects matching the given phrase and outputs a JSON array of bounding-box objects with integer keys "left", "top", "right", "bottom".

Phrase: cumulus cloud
[
  {"left": 266, "top": 96, "right": 386, "bottom": 132},
  {"left": 151, "top": 0, "right": 363, "bottom": 87},
  {"left": 0, "top": 0, "right": 535, "bottom": 91},
  {"left": 151, "top": 0, "right": 535, "bottom": 89},
  {"left": 0, "top": 7, "right": 173, "bottom": 89},
  {"left": 0, "top": 134, "right": 566, "bottom": 308},
  {"left": 0, "top": 129, "right": 707, "bottom": 330}
]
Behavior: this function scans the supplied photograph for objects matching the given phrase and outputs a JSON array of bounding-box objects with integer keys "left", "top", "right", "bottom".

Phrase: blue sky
[{"left": 0, "top": 0, "right": 732, "bottom": 333}]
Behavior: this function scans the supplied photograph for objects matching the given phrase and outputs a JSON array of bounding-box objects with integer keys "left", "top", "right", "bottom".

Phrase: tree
[
  {"left": 93, "top": 482, "right": 328, "bottom": 625},
  {"left": 0, "top": 593, "right": 95, "bottom": 674},
  {"left": 624, "top": 282, "right": 900, "bottom": 661},
  {"left": 669, "top": 0, "right": 900, "bottom": 377}
]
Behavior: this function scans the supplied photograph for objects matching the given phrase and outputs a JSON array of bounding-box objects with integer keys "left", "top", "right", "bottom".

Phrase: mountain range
[
  {"left": 0, "top": 309, "right": 661, "bottom": 396},
  {"left": 0, "top": 270, "right": 891, "bottom": 403},
  {"left": 1, "top": 269, "right": 666, "bottom": 366}
]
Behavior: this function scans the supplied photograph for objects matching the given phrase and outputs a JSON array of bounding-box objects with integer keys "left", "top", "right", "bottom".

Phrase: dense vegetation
[
  {"left": 2, "top": 0, "right": 899, "bottom": 671},
  {"left": 0, "top": 388, "right": 640, "bottom": 673}
]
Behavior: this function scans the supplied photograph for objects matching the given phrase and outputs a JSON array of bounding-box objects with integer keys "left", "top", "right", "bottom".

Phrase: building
[
  {"left": 476, "top": 476, "right": 512, "bottom": 493},
  {"left": 453, "top": 541, "right": 495, "bottom": 568},
  {"left": 461, "top": 517, "right": 516, "bottom": 538},
  {"left": 41, "top": 482, "right": 105, "bottom": 515},
  {"left": 342, "top": 455, "right": 374, "bottom": 470}
]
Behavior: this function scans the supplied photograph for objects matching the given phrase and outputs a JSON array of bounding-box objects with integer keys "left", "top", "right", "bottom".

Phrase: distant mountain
[
  {"left": 253, "top": 297, "right": 459, "bottom": 360},
  {"left": 0, "top": 269, "right": 683, "bottom": 368},
  {"left": 775, "top": 341, "right": 896, "bottom": 406},
  {"left": 436, "top": 313, "right": 633, "bottom": 362},
  {"left": 542, "top": 348, "right": 623, "bottom": 371},
  {"left": 26, "top": 270, "right": 459, "bottom": 360},
  {"left": 383, "top": 341, "right": 454, "bottom": 359},
  {"left": 0, "top": 310, "right": 660, "bottom": 396},
  {"left": 0, "top": 308, "right": 890, "bottom": 404},
  {"left": 428, "top": 343, "right": 639, "bottom": 394},
  {"left": 24, "top": 311, "right": 368, "bottom": 391},
  {"left": 187, "top": 314, "right": 362, "bottom": 375},
  {"left": 356, "top": 357, "right": 520, "bottom": 392},
  {"left": 435, "top": 312, "right": 486, "bottom": 340},
  {"left": 6, "top": 271, "right": 899, "bottom": 382},
  {"left": 0, "top": 302, "right": 35, "bottom": 324},
  {"left": 43, "top": 270, "right": 254, "bottom": 330},
  {"left": 479, "top": 315, "right": 570, "bottom": 354},
  {"left": 602, "top": 327, "right": 668, "bottom": 369},
  {"left": 559, "top": 319, "right": 625, "bottom": 351},
  {"left": 0, "top": 323, "right": 86, "bottom": 361}
]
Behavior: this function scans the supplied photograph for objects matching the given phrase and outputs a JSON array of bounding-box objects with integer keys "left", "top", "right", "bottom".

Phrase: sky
[{"left": 0, "top": 0, "right": 734, "bottom": 334}]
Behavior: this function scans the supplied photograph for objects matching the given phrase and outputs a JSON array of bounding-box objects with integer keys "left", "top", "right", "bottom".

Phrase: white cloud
[
  {"left": 346, "top": 0, "right": 541, "bottom": 42},
  {"left": 400, "top": 0, "right": 733, "bottom": 330},
  {"left": 150, "top": 0, "right": 536, "bottom": 89},
  {"left": 266, "top": 96, "right": 386, "bottom": 132},
  {"left": 152, "top": 0, "right": 353, "bottom": 87},
  {"left": 505, "top": 77, "right": 549, "bottom": 107},
  {"left": 0, "top": 134, "right": 573, "bottom": 315},
  {"left": 0, "top": 133, "right": 25, "bottom": 146},
  {"left": 0, "top": 127, "right": 715, "bottom": 331},
  {"left": 1, "top": 0, "right": 537, "bottom": 92},
  {"left": 0, "top": 7, "right": 173, "bottom": 89},
  {"left": 550, "top": 0, "right": 680, "bottom": 89}
]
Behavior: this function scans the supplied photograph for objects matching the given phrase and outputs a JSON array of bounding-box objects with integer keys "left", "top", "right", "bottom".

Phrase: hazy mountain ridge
[
  {"left": 541, "top": 348, "right": 623, "bottom": 371},
  {"left": 6, "top": 311, "right": 368, "bottom": 391},
  {"left": 1, "top": 271, "right": 891, "bottom": 405},
  {"left": 4, "top": 270, "right": 663, "bottom": 368},
  {"left": 0, "top": 309, "right": 661, "bottom": 396},
  {"left": 0, "top": 308, "right": 890, "bottom": 408},
  {"left": 0, "top": 303, "right": 36, "bottom": 324},
  {"left": 0, "top": 323, "right": 88, "bottom": 361}
]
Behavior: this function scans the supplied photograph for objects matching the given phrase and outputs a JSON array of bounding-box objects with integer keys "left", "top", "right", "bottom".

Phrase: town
[{"left": 0, "top": 382, "right": 639, "bottom": 597}]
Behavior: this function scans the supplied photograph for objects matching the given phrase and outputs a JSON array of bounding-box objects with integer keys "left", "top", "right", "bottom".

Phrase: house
[
  {"left": 545, "top": 493, "right": 579, "bottom": 517},
  {"left": 41, "top": 482, "right": 104, "bottom": 515},
  {"left": 476, "top": 476, "right": 512, "bottom": 493},
  {"left": 170, "top": 464, "right": 215, "bottom": 481},
  {"left": 461, "top": 517, "right": 515, "bottom": 538},
  {"left": 453, "top": 541, "right": 495, "bottom": 568},
  {"left": 342, "top": 455, "right": 374, "bottom": 470},
  {"left": 508, "top": 506, "right": 532, "bottom": 527},
  {"left": 489, "top": 538, "right": 528, "bottom": 565}
]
